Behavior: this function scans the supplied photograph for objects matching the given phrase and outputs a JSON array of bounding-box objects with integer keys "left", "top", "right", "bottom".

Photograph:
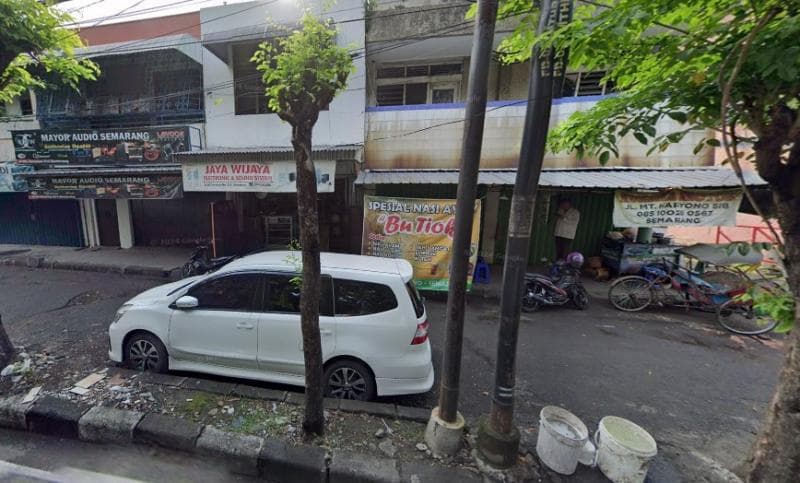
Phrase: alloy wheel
[
  {"left": 328, "top": 366, "right": 368, "bottom": 400},
  {"left": 129, "top": 339, "right": 160, "bottom": 370}
]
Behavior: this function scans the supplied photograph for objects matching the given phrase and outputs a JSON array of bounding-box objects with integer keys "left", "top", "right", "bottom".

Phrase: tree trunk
[
  {"left": 0, "top": 315, "right": 15, "bottom": 367},
  {"left": 747, "top": 175, "right": 800, "bottom": 481},
  {"left": 292, "top": 122, "right": 325, "bottom": 437}
]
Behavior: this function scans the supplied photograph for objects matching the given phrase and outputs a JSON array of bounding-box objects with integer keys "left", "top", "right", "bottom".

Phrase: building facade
[
  {"left": 356, "top": 0, "right": 743, "bottom": 267},
  {"left": 0, "top": 0, "right": 762, "bottom": 269},
  {"left": 0, "top": 0, "right": 367, "bottom": 253}
]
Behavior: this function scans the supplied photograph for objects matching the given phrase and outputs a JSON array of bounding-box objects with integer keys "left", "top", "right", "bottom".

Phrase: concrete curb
[
  {"left": 0, "top": 394, "right": 473, "bottom": 482},
  {"left": 0, "top": 255, "right": 177, "bottom": 280}
]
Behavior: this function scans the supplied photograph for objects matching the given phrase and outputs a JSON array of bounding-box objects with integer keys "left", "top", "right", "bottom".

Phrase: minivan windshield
[{"left": 406, "top": 282, "right": 425, "bottom": 318}]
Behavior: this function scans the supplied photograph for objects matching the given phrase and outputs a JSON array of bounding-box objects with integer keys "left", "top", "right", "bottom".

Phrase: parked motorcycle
[
  {"left": 522, "top": 252, "right": 589, "bottom": 312},
  {"left": 181, "top": 245, "right": 237, "bottom": 277}
]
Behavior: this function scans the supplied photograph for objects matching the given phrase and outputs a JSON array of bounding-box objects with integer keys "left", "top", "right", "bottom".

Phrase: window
[
  {"left": 406, "top": 282, "right": 425, "bottom": 318},
  {"left": 561, "top": 71, "right": 612, "bottom": 97},
  {"left": 233, "top": 42, "right": 271, "bottom": 115},
  {"left": 19, "top": 92, "right": 33, "bottom": 116},
  {"left": 334, "top": 279, "right": 398, "bottom": 316},
  {"left": 375, "top": 62, "right": 463, "bottom": 106},
  {"left": 263, "top": 274, "right": 333, "bottom": 316},
  {"left": 187, "top": 273, "right": 260, "bottom": 311}
]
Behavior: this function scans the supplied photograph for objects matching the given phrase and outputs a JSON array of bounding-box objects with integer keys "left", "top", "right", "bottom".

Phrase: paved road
[{"left": 0, "top": 266, "right": 786, "bottom": 481}]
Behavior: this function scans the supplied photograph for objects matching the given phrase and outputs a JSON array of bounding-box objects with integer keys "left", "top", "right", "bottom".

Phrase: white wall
[
  {"left": 0, "top": 95, "right": 39, "bottom": 162},
  {"left": 201, "top": 0, "right": 366, "bottom": 148},
  {"left": 365, "top": 97, "right": 714, "bottom": 169}
]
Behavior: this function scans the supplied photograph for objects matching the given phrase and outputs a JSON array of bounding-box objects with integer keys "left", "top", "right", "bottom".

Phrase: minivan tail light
[{"left": 410, "top": 319, "right": 429, "bottom": 345}]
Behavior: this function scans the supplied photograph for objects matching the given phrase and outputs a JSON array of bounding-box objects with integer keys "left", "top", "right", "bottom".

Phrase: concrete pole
[
  {"left": 115, "top": 199, "right": 135, "bottom": 249},
  {"left": 476, "top": 0, "right": 561, "bottom": 468},
  {"left": 480, "top": 187, "right": 501, "bottom": 264},
  {"left": 424, "top": 0, "right": 499, "bottom": 457}
]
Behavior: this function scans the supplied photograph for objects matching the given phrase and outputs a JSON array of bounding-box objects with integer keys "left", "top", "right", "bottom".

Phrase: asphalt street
[{"left": 0, "top": 265, "right": 787, "bottom": 481}]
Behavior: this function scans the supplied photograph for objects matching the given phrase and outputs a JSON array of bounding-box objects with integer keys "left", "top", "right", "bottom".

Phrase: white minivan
[{"left": 108, "top": 251, "right": 433, "bottom": 400}]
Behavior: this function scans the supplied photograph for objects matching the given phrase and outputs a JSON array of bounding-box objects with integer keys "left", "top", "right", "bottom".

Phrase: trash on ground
[
  {"left": 21, "top": 386, "right": 42, "bottom": 404},
  {"left": 75, "top": 372, "right": 105, "bottom": 389}
]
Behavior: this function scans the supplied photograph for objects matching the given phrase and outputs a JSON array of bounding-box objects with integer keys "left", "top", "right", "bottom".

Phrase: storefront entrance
[
  {"left": 0, "top": 194, "right": 83, "bottom": 246},
  {"left": 96, "top": 199, "right": 121, "bottom": 247}
]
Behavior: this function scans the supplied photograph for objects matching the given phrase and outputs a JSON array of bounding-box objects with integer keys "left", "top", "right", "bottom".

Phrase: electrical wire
[{"left": 69, "top": 1, "right": 477, "bottom": 59}]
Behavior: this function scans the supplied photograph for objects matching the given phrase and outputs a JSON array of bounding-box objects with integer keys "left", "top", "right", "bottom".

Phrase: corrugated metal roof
[
  {"left": 354, "top": 167, "right": 767, "bottom": 189},
  {"left": 174, "top": 145, "right": 362, "bottom": 163},
  {"left": 27, "top": 165, "right": 181, "bottom": 177}
]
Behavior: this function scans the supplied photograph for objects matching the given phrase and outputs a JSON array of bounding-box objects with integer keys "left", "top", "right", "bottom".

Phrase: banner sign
[
  {"left": 613, "top": 189, "right": 743, "bottom": 227},
  {"left": 361, "top": 195, "right": 482, "bottom": 291},
  {"left": 11, "top": 127, "right": 190, "bottom": 165},
  {"left": 27, "top": 174, "right": 183, "bottom": 200},
  {"left": 182, "top": 160, "right": 336, "bottom": 193},
  {"left": 0, "top": 162, "right": 33, "bottom": 192}
]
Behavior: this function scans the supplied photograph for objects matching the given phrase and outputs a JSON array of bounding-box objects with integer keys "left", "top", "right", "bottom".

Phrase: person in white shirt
[{"left": 554, "top": 197, "right": 580, "bottom": 260}]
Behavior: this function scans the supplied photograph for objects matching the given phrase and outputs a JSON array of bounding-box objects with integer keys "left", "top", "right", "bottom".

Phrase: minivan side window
[
  {"left": 333, "top": 279, "right": 398, "bottom": 316},
  {"left": 263, "top": 274, "right": 334, "bottom": 316},
  {"left": 187, "top": 273, "right": 260, "bottom": 311},
  {"left": 406, "top": 282, "right": 425, "bottom": 318}
]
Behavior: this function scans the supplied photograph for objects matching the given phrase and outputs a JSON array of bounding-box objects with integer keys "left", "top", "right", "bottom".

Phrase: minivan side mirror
[{"left": 175, "top": 295, "right": 199, "bottom": 309}]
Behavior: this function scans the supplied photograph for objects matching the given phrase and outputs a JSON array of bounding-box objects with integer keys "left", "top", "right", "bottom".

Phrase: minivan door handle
[
  {"left": 320, "top": 328, "right": 333, "bottom": 336},
  {"left": 236, "top": 322, "right": 255, "bottom": 330}
]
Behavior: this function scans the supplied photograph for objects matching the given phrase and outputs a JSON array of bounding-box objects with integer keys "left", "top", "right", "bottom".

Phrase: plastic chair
[{"left": 474, "top": 256, "right": 491, "bottom": 284}]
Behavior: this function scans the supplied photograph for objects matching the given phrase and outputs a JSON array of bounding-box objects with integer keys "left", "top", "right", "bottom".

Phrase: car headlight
[{"left": 111, "top": 304, "right": 134, "bottom": 325}]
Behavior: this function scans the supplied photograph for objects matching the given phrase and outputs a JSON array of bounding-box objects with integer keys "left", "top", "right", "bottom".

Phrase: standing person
[{"left": 554, "top": 197, "right": 580, "bottom": 260}]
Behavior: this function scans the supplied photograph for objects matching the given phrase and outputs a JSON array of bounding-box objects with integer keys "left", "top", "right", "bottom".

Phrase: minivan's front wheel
[
  {"left": 124, "top": 332, "right": 168, "bottom": 373},
  {"left": 324, "top": 360, "right": 376, "bottom": 401}
]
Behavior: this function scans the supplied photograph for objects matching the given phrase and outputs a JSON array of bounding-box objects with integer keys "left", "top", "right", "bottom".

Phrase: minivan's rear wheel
[
  {"left": 324, "top": 360, "right": 376, "bottom": 401},
  {"left": 125, "top": 332, "right": 168, "bottom": 373}
]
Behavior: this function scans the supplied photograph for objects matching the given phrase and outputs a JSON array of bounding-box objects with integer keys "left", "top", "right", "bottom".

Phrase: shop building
[
  {"left": 0, "top": 1, "right": 216, "bottom": 249},
  {"left": 357, "top": 1, "right": 758, "bottom": 270},
  {"left": 173, "top": 0, "right": 367, "bottom": 255}
]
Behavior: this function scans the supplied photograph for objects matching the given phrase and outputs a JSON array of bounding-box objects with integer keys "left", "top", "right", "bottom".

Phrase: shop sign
[
  {"left": 613, "top": 189, "right": 742, "bottom": 227},
  {"left": 361, "top": 195, "right": 482, "bottom": 292},
  {"left": 11, "top": 127, "right": 190, "bottom": 165},
  {"left": 182, "top": 160, "right": 336, "bottom": 193},
  {"left": 0, "top": 162, "right": 33, "bottom": 192},
  {"left": 27, "top": 174, "right": 183, "bottom": 199}
]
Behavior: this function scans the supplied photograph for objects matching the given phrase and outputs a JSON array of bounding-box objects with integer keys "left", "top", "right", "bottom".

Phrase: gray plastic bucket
[
  {"left": 595, "top": 416, "right": 657, "bottom": 483},
  {"left": 536, "top": 406, "right": 589, "bottom": 475}
]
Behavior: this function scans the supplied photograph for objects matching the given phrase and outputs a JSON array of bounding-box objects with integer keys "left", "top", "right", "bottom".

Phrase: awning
[
  {"left": 354, "top": 167, "right": 767, "bottom": 189},
  {"left": 174, "top": 145, "right": 363, "bottom": 163},
  {"left": 202, "top": 26, "right": 286, "bottom": 63},
  {"left": 75, "top": 34, "right": 203, "bottom": 64}
]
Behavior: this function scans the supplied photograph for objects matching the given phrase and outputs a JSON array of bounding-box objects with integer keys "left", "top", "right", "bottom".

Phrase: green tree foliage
[
  {"left": 496, "top": 1, "right": 800, "bottom": 479},
  {"left": 252, "top": 13, "right": 353, "bottom": 125},
  {"left": 0, "top": 0, "right": 98, "bottom": 104},
  {"left": 251, "top": 12, "right": 353, "bottom": 437}
]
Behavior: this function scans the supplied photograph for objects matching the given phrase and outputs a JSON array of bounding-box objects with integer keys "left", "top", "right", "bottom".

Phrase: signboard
[
  {"left": 182, "top": 160, "right": 336, "bottom": 193},
  {"left": 0, "top": 162, "right": 33, "bottom": 192},
  {"left": 613, "top": 189, "right": 742, "bottom": 227},
  {"left": 11, "top": 127, "right": 190, "bottom": 165},
  {"left": 361, "top": 195, "right": 482, "bottom": 291},
  {"left": 27, "top": 174, "right": 183, "bottom": 199}
]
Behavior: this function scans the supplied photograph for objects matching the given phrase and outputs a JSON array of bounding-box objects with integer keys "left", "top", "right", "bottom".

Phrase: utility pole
[
  {"left": 476, "top": 0, "right": 573, "bottom": 468},
  {"left": 424, "top": 0, "right": 499, "bottom": 456}
]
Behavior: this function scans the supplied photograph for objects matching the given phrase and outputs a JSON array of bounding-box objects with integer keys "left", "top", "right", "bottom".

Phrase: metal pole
[
  {"left": 477, "top": 0, "right": 564, "bottom": 468},
  {"left": 437, "top": 0, "right": 499, "bottom": 424}
]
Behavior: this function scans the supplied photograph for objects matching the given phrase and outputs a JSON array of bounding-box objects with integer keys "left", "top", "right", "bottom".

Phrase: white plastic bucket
[
  {"left": 536, "top": 406, "right": 589, "bottom": 475},
  {"left": 595, "top": 416, "right": 658, "bottom": 483}
]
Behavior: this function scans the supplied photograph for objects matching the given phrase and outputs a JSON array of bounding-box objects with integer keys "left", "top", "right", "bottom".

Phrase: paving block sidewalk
[{"left": 0, "top": 244, "right": 191, "bottom": 279}]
